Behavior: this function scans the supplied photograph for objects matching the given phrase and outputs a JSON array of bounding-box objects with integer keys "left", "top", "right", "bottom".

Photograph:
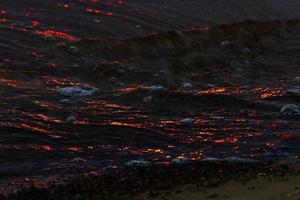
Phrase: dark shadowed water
[{"left": 0, "top": 0, "right": 300, "bottom": 196}]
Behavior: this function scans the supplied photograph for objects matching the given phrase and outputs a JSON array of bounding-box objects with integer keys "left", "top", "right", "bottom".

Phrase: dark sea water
[{"left": 0, "top": 0, "right": 300, "bottom": 196}]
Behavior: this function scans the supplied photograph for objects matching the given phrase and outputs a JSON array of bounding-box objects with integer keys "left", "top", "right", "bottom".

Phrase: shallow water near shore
[{"left": 1, "top": 0, "right": 300, "bottom": 197}]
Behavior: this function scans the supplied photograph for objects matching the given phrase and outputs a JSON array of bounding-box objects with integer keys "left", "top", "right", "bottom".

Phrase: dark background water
[{"left": 1, "top": 0, "right": 300, "bottom": 38}]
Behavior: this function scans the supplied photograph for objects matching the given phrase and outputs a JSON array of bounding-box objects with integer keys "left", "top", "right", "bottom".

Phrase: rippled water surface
[{"left": 1, "top": 0, "right": 300, "bottom": 195}]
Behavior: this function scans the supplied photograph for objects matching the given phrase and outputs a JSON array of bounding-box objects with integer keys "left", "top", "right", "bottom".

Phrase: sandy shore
[
  {"left": 132, "top": 173, "right": 300, "bottom": 200},
  {"left": 131, "top": 160, "right": 300, "bottom": 200}
]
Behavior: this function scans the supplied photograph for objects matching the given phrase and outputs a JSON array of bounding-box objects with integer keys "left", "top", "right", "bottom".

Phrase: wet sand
[
  {"left": 133, "top": 170, "right": 300, "bottom": 200},
  {"left": 131, "top": 160, "right": 300, "bottom": 200},
  {"left": 5, "top": 160, "right": 300, "bottom": 200}
]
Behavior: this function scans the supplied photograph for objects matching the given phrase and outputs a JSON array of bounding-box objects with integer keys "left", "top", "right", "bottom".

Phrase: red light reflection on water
[
  {"left": 0, "top": 75, "right": 299, "bottom": 196},
  {"left": 117, "top": 84, "right": 144, "bottom": 93},
  {"left": 35, "top": 30, "right": 78, "bottom": 41}
]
